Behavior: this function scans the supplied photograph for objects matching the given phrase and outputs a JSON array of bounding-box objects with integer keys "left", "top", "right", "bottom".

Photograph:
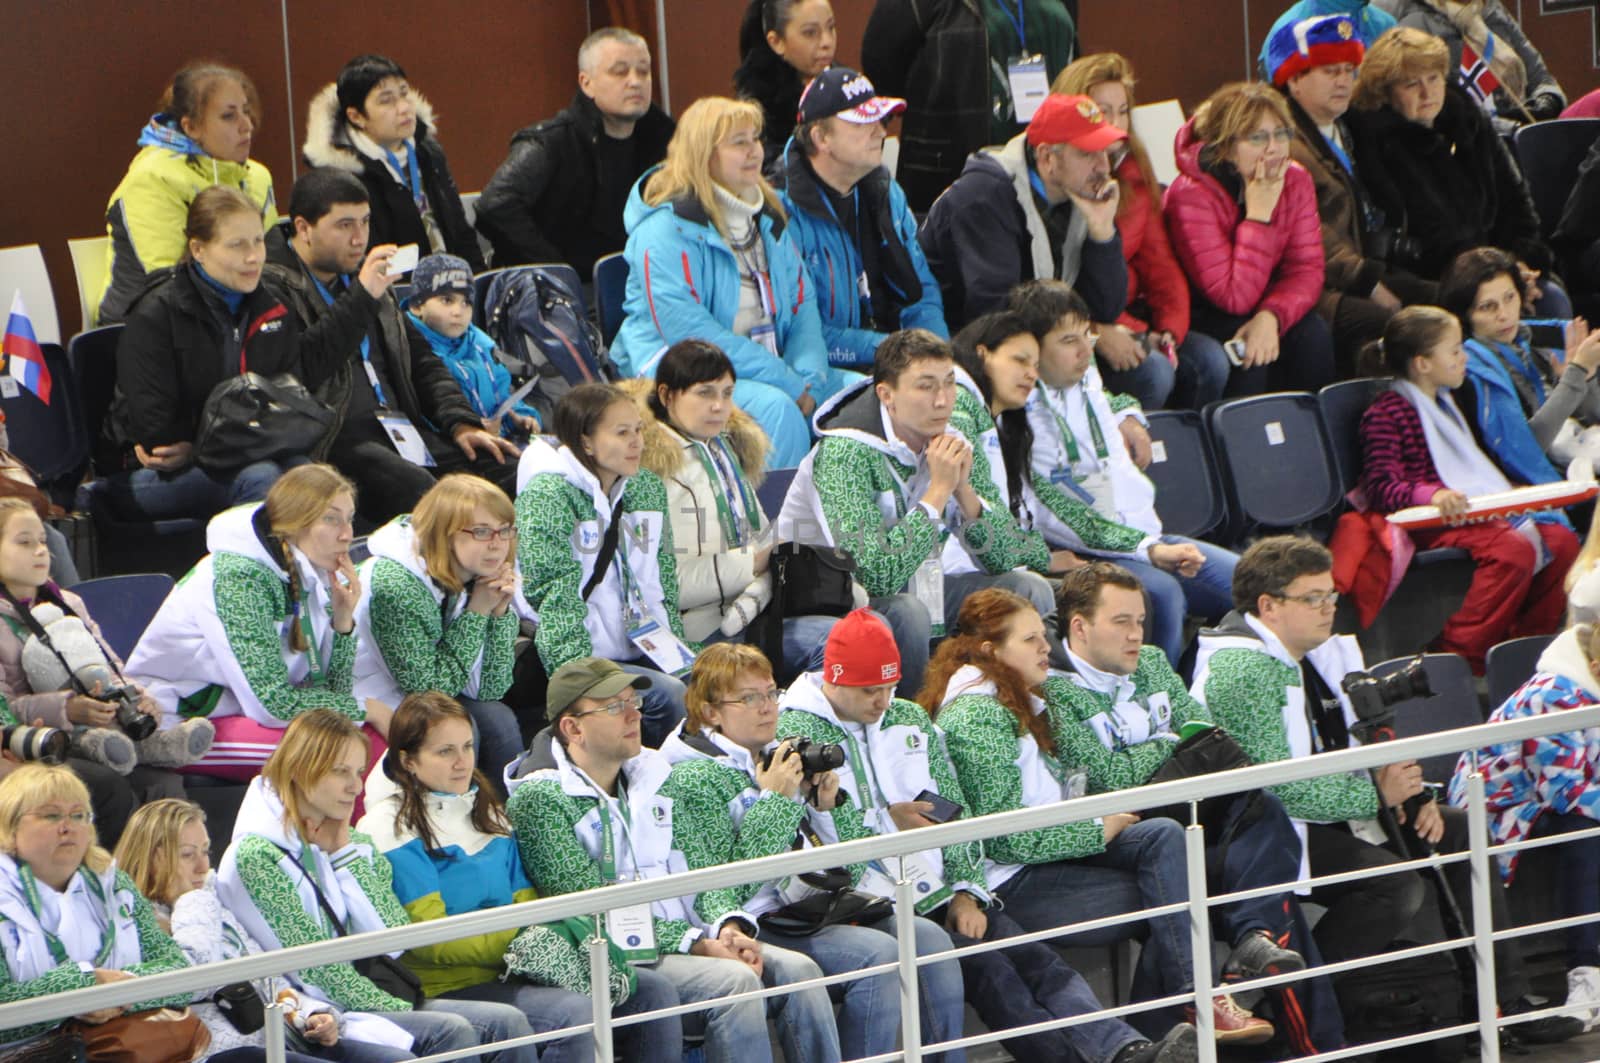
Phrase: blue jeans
[
  {"left": 952, "top": 906, "right": 1142, "bottom": 1063},
  {"left": 205, "top": 1046, "right": 415, "bottom": 1063},
  {"left": 104, "top": 458, "right": 292, "bottom": 521},
  {"left": 459, "top": 698, "right": 524, "bottom": 793},
  {"left": 1109, "top": 535, "right": 1238, "bottom": 666},
  {"left": 443, "top": 969, "right": 680, "bottom": 1063},
  {"left": 701, "top": 613, "right": 836, "bottom": 686},
  {"left": 655, "top": 944, "right": 840, "bottom": 1063},
  {"left": 389, "top": 998, "right": 537, "bottom": 1062},
  {"left": 1098, "top": 332, "right": 1231, "bottom": 414},
  {"left": 735, "top": 371, "right": 862, "bottom": 468},
  {"left": 616, "top": 659, "right": 687, "bottom": 749},
  {"left": 996, "top": 818, "right": 1193, "bottom": 1007},
  {"left": 762, "top": 915, "right": 966, "bottom": 1062},
  {"left": 1098, "top": 349, "right": 1175, "bottom": 411},
  {"left": 1531, "top": 811, "right": 1600, "bottom": 968}
]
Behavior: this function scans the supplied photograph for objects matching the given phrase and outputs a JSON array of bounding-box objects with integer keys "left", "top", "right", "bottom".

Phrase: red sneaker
[{"left": 1185, "top": 993, "right": 1275, "bottom": 1045}]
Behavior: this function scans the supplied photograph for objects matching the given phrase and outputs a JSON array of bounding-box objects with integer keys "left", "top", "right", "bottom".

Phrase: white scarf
[
  {"left": 0, "top": 855, "right": 143, "bottom": 982},
  {"left": 1392, "top": 379, "right": 1512, "bottom": 497}
]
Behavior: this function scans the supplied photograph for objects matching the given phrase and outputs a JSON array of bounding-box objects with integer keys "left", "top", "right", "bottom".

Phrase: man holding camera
[
  {"left": 1269, "top": 13, "right": 1433, "bottom": 371},
  {"left": 1190, "top": 536, "right": 1580, "bottom": 1044},
  {"left": 1048, "top": 562, "right": 1344, "bottom": 1056},
  {"left": 777, "top": 610, "right": 1200, "bottom": 1063}
]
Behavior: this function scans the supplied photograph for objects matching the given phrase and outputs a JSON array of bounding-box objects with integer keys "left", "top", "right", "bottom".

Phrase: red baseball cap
[{"left": 1026, "top": 94, "right": 1128, "bottom": 153}]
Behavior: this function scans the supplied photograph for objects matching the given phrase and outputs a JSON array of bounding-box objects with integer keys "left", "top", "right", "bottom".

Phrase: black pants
[
  {"left": 1189, "top": 299, "right": 1337, "bottom": 398},
  {"left": 328, "top": 421, "right": 520, "bottom": 524},
  {"left": 1306, "top": 805, "right": 1530, "bottom": 1004}
]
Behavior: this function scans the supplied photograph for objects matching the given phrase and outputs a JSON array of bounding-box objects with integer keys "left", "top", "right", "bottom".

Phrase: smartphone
[
  {"left": 914, "top": 789, "right": 964, "bottom": 824},
  {"left": 386, "top": 243, "right": 420, "bottom": 277},
  {"left": 1224, "top": 338, "right": 1247, "bottom": 367},
  {"left": 1524, "top": 317, "right": 1569, "bottom": 351}
]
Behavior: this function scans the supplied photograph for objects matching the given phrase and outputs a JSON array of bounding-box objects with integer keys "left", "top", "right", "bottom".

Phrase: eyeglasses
[
  {"left": 719, "top": 688, "right": 781, "bottom": 710},
  {"left": 24, "top": 810, "right": 94, "bottom": 827},
  {"left": 1240, "top": 127, "right": 1295, "bottom": 148},
  {"left": 459, "top": 525, "right": 514, "bottom": 542},
  {"left": 1273, "top": 590, "right": 1340, "bottom": 610},
  {"left": 571, "top": 694, "right": 642, "bottom": 719},
  {"left": 1057, "top": 330, "right": 1101, "bottom": 349}
]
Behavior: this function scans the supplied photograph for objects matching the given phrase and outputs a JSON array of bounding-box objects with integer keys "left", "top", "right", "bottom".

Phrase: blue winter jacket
[
  {"left": 611, "top": 170, "right": 830, "bottom": 402},
  {"left": 775, "top": 141, "right": 947, "bottom": 369},
  {"left": 1462, "top": 336, "right": 1564, "bottom": 489},
  {"left": 407, "top": 312, "right": 539, "bottom": 437}
]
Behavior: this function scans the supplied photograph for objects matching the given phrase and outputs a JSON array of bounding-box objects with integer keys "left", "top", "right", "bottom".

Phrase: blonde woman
[
  {"left": 0, "top": 764, "right": 192, "bottom": 1051},
  {"left": 216, "top": 709, "right": 535, "bottom": 1061},
  {"left": 609, "top": 95, "right": 855, "bottom": 467},
  {"left": 127, "top": 464, "right": 393, "bottom": 776},
  {"left": 115, "top": 799, "right": 414, "bottom": 1062},
  {"left": 1053, "top": 54, "right": 1229, "bottom": 410},
  {"left": 352, "top": 476, "right": 522, "bottom": 783}
]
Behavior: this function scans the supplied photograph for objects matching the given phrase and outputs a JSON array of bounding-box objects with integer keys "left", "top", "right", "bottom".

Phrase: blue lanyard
[
  {"left": 1000, "top": 0, "right": 1028, "bottom": 53},
  {"left": 310, "top": 274, "right": 383, "bottom": 406},
  {"left": 382, "top": 141, "right": 426, "bottom": 214},
  {"left": 1322, "top": 131, "right": 1354, "bottom": 176}
]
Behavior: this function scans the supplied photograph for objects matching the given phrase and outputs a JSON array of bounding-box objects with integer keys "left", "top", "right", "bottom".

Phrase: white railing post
[
  {"left": 1186, "top": 818, "right": 1218, "bottom": 1063},
  {"left": 1466, "top": 768, "right": 1501, "bottom": 1063},
  {"left": 897, "top": 873, "right": 924, "bottom": 1063},
  {"left": 588, "top": 918, "right": 615, "bottom": 1062},
  {"left": 262, "top": 1000, "right": 288, "bottom": 1063}
]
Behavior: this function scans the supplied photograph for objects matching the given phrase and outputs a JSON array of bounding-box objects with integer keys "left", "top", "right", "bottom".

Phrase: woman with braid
[{"left": 127, "top": 464, "right": 396, "bottom": 776}]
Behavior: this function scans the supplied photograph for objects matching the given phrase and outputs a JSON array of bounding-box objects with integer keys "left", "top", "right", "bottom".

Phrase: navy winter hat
[
  {"left": 409, "top": 253, "right": 473, "bottom": 304},
  {"left": 1267, "top": 13, "right": 1366, "bottom": 86}
]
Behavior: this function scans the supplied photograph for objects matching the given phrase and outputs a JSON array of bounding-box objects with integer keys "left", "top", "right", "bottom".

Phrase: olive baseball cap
[{"left": 547, "top": 657, "right": 651, "bottom": 720}]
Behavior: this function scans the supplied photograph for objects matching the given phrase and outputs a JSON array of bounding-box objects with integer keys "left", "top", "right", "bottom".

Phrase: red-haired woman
[{"left": 924, "top": 588, "right": 1270, "bottom": 1042}]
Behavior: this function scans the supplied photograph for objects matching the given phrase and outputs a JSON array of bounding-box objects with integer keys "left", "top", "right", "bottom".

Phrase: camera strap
[
  {"left": 0, "top": 584, "right": 121, "bottom": 701},
  {"left": 1299, "top": 659, "right": 1350, "bottom": 753}
]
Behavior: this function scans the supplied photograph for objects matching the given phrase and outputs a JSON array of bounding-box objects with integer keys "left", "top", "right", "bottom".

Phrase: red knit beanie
[{"left": 823, "top": 609, "right": 902, "bottom": 687}]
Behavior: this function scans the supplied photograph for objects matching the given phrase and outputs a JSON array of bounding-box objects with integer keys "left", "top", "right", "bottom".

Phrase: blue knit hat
[
  {"left": 1266, "top": 13, "right": 1366, "bottom": 86},
  {"left": 409, "top": 253, "right": 472, "bottom": 306}
]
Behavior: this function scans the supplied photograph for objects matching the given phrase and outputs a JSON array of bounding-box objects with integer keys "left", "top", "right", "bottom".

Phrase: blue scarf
[
  {"left": 191, "top": 262, "right": 246, "bottom": 315},
  {"left": 136, "top": 114, "right": 205, "bottom": 155},
  {"left": 408, "top": 312, "right": 502, "bottom": 418}
]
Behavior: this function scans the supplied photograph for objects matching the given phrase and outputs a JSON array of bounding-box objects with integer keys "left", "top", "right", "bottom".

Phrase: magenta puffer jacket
[{"left": 1162, "top": 118, "right": 1325, "bottom": 331}]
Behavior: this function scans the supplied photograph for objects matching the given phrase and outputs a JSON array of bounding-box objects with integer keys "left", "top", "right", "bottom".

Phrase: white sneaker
[{"left": 1565, "top": 965, "right": 1600, "bottom": 1031}]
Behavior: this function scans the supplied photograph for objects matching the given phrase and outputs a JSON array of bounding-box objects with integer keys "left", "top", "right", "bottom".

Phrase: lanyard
[
  {"left": 296, "top": 605, "right": 328, "bottom": 686},
  {"left": 1322, "top": 130, "right": 1355, "bottom": 176},
  {"left": 692, "top": 437, "right": 760, "bottom": 549},
  {"left": 1001, "top": 0, "right": 1028, "bottom": 53},
  {"left": 381, "top": 141, "right": 426, "bottom": 215},
  {"left": 838, "top": 722, "right": 889, "bottom": 821},
  {"left": 310, "top": 274, "right": 383, "bottom": 405},
  {"left": 590, "top": 773, "right": 636, "bottom": 884},
  {"left": 1039, "top": 383, "right": 1108, "bottom": 468},
  {"left": 20, "top": 864, "right": 116, "bottom": 969},
  {"left": 815, "top": 185, "right": 874, "bottom": 324},
  {"left": 733, "top": 246, "right": 777, "bottom": 320},
  {"left": 612, "top": 513, "right": 651, "bottom": 621}
]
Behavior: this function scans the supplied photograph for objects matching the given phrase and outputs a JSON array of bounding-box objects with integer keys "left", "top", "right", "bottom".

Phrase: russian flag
[{"left": 3, "top": 291, "right": 49, "bottom": 405}]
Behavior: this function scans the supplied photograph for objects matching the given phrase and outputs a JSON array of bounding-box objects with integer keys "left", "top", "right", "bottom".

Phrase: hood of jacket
[
  {"left": 365, "top": 515, "right": 434, "bottom": 591},
  {"left": 658, "top": 721, "right": 765, "bottom": 775},
  {"left": 206, "top": 503, "right": 283, "bottom": 575},
  {"left": 515, "top": 434, "right": 619, "bottom": 505},
  {"left": 137, "top": 113, "right": 209, "bottom": 156},
  {"left": 618, "top": 377, "right": 770, "bottom": 485},
  {"left": 358, "top": 763, "right": 499, "bottom": 858},
  {"left": 230, "top": 774, "right": 301, "bottom": 853},
  {"left": 777, "top": 670, "right": 848, "bottom": 726},
  {"left": 813, "top": 372, "right": 969, "bottom": 468},
  {"left": 1173, "top": 118, "right": 1228, "bottom": 188},
  {"left": 505, "top": 725, "right": 673, "bottom": 795},
  {"left": 1536, "top": 626, "right": 1600, "bottom": 699},
  {"left": 302, "top": 82, "right": 441, "bottom": 175},
  {"left": 622, "top": 165, "right": 790, "bottom": 242}
]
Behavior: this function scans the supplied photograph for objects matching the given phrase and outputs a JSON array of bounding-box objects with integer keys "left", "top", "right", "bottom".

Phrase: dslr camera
[
  {"left": 1342, "top": 658, "right": 1433, "bottom": 739},
  {"left": 761, "top": 737, "right": 846, "bottom": 777},
  {"left": 1, "top": 724, "right": 69, "bottom": 765}
]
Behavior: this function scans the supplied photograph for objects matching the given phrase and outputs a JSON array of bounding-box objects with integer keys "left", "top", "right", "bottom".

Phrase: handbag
[
  {"left": 192, "top": 372, "right": 335, "bottom": 473},
  {"left": 272, "top": 844, "right": 426, "bottom": 1009},
  {"left": 759, "top": 889, "right": 895, "bottom": 937},
  {"left": 1142, "top": 725, "right": 1257, "bottom": 830},
  {"left": 210, "top": 981, "right": 265, "bottom": 1035},
  {"left": 0, "top": 1029, "right": 85, "bottom": 1063},
  {"left": 748, "top": 543, "right": 857, "bottom": 666},
  {"left": 67, "top": 1008, "right": 210, "bottom": 1063}
]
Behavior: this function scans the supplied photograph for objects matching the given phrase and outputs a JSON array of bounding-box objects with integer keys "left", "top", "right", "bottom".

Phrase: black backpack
[
  {"left": 483, "top": 266, "right": 615, "bottom": 425},
  {"left": 1335, "top": 940, "right": 1467, "bottom": 1061}
]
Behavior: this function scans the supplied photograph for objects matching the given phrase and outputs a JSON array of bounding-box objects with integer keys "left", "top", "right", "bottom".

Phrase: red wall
[{"left": 6, "top": 1, "right": 1596, "bottom": 338}]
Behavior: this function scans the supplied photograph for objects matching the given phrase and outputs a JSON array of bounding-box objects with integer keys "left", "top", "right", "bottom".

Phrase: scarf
[
  {"left": 1425, "top": 0, "right": 1528, "bottom": 101},
  {"left": 191, "top": 261, "right": 246, "bottom": 315},
  {"left": 1393, "top": 378, "right": 1513, "bottom": 497},
  {"left": 407, "top": 314, "right": 501, "bottom": 419},
  {"left": 0, "top": 855, "right": 143, "bottom": 983}
]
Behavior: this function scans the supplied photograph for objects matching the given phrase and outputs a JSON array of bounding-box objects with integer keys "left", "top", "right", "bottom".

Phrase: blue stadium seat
[
  {"left": 1143, "top": 410, "right": 1226, "bottom": 539},
  {"left": 1205, "top": 392, "right": 1342, "bottom": 540},
  {"left": 1370, "top": 653, "right": 1483, "bottom": 783},
  {"left": 757, "top": 468, "right": 796, "bottom": 522},
  {"left": 593, "top": 253, "right": 628, "bottom": 347},
  {"left": 1, "top": 342, "right": 87, "bottom": 501},
  {"left": 1485, "top": 634, "right": 1555, "bottom": 714},
  {"left": 1317, "top": 377, "right": 1387, "bottom": 496},
  {"left": 69, "top": 573, "right": 175, "bottom": 661},
  {"left": 1514, "top": 118, "right": 1600, "bottom": 240}
]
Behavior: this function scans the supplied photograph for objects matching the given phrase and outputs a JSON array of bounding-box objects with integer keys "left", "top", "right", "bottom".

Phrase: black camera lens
[{"left": 114, "top": 695, "right": 157, "bottom": 741}]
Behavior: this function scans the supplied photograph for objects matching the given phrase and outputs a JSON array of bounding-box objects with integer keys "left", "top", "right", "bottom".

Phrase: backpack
[
  {"left": 483, "top": 266, "right": 615, "bottom": 425},
  {"left": 1335, "top": 940, "right": 1467, "bottom": 1061}
]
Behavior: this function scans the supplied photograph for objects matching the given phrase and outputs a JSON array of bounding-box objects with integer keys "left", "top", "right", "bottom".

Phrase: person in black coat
[
  {"left": 1348, "top": 27, "right": 1562, "bottom": 313},
  {"left": 97, "top": 186, "right": 334, "bottom": 521},
  {"left": 1554, "top": 136, "right": 1600, "bottom": 322},
  {"left": 474, "top": 28, "right": 674, "bottom": 276},
  {"left": 732, "top": 0, "right": 837, "bottom": 168},
  {"left": 302, "top": 55, "right": 484, "bottom": 272},
  {"left": 263, "top": 169, "right": 519, "bottom": 525}
]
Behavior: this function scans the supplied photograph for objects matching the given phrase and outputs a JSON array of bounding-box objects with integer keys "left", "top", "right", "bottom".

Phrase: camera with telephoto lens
[
  {"left": 1341, "top": 658, "right": 1433, "bottom": 736},
  {"left": 1362, "top": 228, "right": 1424, "bottom": 270},
  {"left": 107, "top": 686, "right": 157, "bottom": 741},
  {"left": 1, "top": 725, "right": 69, "bottom": 764},
  {"left": 760, "top": 737, "right": 845, "bottom": 777},
  {"left": 18, "top": 603, "right": 156, "bottom": 740}
]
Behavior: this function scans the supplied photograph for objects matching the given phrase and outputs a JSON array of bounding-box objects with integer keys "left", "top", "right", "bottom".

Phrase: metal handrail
[{"left": 0, "top": 706, "right": 1594, "bottom": 1062}]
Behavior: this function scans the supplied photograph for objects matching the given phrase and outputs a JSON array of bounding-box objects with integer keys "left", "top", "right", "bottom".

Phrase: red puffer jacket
[
  {"left": 1162, "top": 118, "right": 1325, "bottom": 331},
  {"left": 1113, "top": 152, "right": 1190, "bottom": 344}
]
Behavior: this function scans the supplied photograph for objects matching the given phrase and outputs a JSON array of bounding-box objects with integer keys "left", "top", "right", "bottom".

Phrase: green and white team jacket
[
  {"left": 352, "top": 517, "right": 517, "bottom": 708},
  {"left": 778, "top": 672, "right": 989, "bottom": 906},
  {"left": 1044, "top": 645, "right": 1213, "bottom": 795},
  {"left": 935, "top": 664, "right": 1106, "bottom": 890},
  {"left": 774, "top": 377, "right": 1038, "bottom": 599}
]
